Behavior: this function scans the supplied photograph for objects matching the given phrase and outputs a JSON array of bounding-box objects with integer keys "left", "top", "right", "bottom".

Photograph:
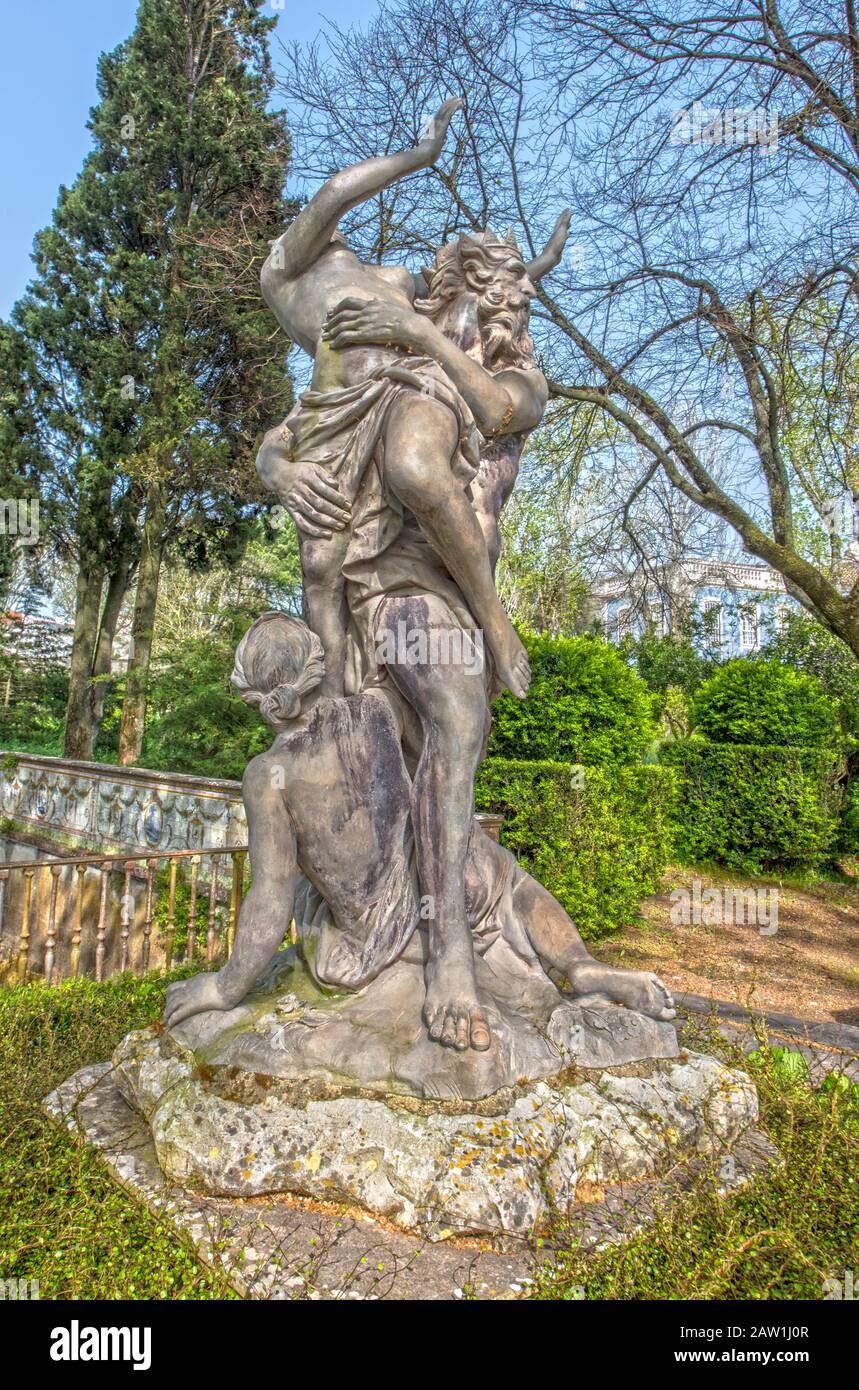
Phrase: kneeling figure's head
[{"left": 232, "top": 612, "right": 325, "bottom": 728}]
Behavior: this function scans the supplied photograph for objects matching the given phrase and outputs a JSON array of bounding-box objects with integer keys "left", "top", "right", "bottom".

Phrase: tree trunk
[
  {"left": 117, "top": 494, "right": 165, "bottom": 766},
  {"left": 89, "top": 556, "right": 134, "bottom": 743},
  {"left": 63, "top": 565, "right": 104, "bottom": 760}
]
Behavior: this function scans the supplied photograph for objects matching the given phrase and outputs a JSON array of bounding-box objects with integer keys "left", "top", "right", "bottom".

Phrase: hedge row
[
  {"left": 659, "top": 740, "right": 842, "bottom": 874},
  {"left": 474, "top": 756, "right": 676, "bottom": 940}
]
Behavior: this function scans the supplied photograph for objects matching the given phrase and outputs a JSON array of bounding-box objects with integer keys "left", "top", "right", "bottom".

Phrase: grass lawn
[
  {"left": 0, "top": 970, "right": 236, "bottom": 1299},
  {"left": 0, "top": 974, "right": 856, "bottom": 1300}
]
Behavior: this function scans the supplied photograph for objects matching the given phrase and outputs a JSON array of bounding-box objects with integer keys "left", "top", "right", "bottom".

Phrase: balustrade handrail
[{"left": 0, "top": 845, "right": 248, "bottom": 872}]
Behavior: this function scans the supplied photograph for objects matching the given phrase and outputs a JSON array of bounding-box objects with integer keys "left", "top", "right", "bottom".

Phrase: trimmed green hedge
[
  {"left": 660, "top": 740, "right": 842, "bottom": 873},
  {"left": 488, "top": 633, "right": 657, "bottom": 766},
  {"left": 475, "top": 756, "right": 676, "bottom": 939},
  {"left": 691, "top": 659, "right": 843, "bottom": 748}
]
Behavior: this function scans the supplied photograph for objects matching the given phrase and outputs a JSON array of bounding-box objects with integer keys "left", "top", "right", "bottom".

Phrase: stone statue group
[{"left": 165, "top": 99, "right": 675, "bottom": 1084}]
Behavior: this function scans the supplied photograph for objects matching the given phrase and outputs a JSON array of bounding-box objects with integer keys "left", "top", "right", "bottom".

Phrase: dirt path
[{"left": 598, "top": 867, "right": 859, "bottom": 1028}]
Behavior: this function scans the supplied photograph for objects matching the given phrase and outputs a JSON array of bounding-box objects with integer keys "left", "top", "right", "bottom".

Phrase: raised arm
[{"left": 265, "top": 98, "right": 464, "bottom": 283}]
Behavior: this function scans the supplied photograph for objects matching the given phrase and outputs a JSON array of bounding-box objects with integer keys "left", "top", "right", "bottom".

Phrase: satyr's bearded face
[{"left": 416, "top": 233, "right": 537, "bottom": 373}]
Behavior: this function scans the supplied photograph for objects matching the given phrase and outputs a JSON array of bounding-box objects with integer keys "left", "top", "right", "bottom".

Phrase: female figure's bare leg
[
  {"left": 300, "top": 534, "right": 350, "bottom": 697},
  {"left": 508, "top": 870, "right": 676, "bottom": 1020},
  {"left": 383, "top": 394, "right": 531, "bottom": 699}
]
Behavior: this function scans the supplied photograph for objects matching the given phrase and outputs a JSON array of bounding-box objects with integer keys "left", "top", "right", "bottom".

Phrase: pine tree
[{"left": 13, "top": 0, "right": 294, "bottom": 762}]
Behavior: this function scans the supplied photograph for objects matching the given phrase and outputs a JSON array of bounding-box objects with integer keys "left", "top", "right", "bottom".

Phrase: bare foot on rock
[
  {"left": 568, "top": 961, "right": 676, "bottom": 1021},
  {"left": 423, "top": 955, "right": 491, "bottom": 1051}
]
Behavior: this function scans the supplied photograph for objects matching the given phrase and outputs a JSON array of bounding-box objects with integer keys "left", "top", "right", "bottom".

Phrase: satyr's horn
[
  {"left": 504, "top": 226, "right": 522, "bottom": 254},
  {"left": 523, "top": 209, "right": 573, "bottom": 282}
]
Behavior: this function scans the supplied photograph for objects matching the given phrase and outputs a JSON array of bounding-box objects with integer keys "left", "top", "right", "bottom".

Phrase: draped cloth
[{"left": 281, "top": 355, "right": 486, "bottom": 691}]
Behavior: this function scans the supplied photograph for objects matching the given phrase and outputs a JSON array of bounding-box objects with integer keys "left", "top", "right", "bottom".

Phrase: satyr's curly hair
[
  {"left": 415, "top": 231, "right": 537, "bottom": 373},
  {"left": 231, "top": 612, "right": 325, "bottom": 725}
]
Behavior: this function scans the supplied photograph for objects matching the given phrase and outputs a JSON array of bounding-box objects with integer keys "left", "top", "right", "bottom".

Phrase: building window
[
  {"left": 700, "top": 599, "right": 723, "bottom": 652},
  {"left": 615, "top": 606, "right": 632, "bottom": 640},
  {"left": 739, "top": 605, "right": 759, "bottom": 651}
]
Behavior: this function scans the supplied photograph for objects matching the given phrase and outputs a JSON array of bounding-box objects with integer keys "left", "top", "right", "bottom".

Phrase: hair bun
[{"left": 259, "top": 683, "right": 302, "bottom": 723}]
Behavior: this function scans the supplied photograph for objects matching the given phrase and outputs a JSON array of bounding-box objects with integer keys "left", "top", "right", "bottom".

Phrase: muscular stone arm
[
  {"left": 262, "top": 98, "right": 464, "bottom": 286},
  {"left": 322, "top": 298, "right": 548, "bottom": 436},
  {"left": 164, "top": 758, "right": 300, "bottom": 1028},
  {"left": 214, "top": 758, "right": 299, "bottom": 1005},
  {"left": 411, "top": 318, "right": 548, "bottom": 436}
]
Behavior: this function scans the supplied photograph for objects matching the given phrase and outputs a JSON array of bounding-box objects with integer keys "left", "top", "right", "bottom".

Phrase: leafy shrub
[
  {"left": 475, "top": 755, "right": 675, "bottom": 938},
  {"left": 690, "top": 658, "right": 842, "bottom": 748},
  {"left": 623, "top": 629, "right": 715, "bottom": 699},
  {"left": 488, "top": 633, "right": 656, "bottom": 766},
  {"left": 660, "top": 740, "right": 841, "bottom": 872},
  {"left": 764, "top": 610, "right": 859, "bottom": 736}
]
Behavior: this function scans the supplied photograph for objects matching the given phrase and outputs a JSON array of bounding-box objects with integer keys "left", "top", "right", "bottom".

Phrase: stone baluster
[
  {"left": 70, "top": 863, "right": 85, "bottom": 978},
  {"left": 17, "top": 865, "right": 35, "bottom": 981},
  {"left": 119, "top": 861, "right": 134, "bottom": 973},
  {"left": 142, "top": 859, "right": 156, "bottom": 973},
  {"left": 164, "top": 858, "right": 178, "bottom": 970},
  {"left": 227, "top": 850, "right": 246, "bottom": 957},
  {"left": 95, "top": 863, "right": 111, "bottom": 983},
  {"left": 44, "top": 863, "right": 62, "bottom": 985},
  {"left": 206, "top": 854, "right": 221, "bottom": 962},
  {"left": 187, "top": 855, "right": 200, "bottom": 961}
]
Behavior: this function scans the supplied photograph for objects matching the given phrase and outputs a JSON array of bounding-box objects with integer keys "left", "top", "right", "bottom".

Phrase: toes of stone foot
[
  {"left": 470, "top": 1013, "right": 491, "bottom": 1051},
  {"left": 426, "top": 1009, "right": 444, "bottom": 1041},
  {"left": 441, "top": 1013, "right": 458, "bottom": 1047},
  {"left": 454, "top": 1012, "right": 470, "bottom": 1050}
]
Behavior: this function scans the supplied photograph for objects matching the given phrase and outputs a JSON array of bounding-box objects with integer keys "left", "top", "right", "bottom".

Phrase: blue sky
[{"left": 0, "top": 0, "right": 379, "bottom": 318}]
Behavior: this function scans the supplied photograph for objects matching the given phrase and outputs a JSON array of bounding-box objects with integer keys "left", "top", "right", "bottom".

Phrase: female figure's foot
[
  {"left": 485, "top": 610, "right": 531, "bottom": 700},
  {"left": 420, "top": 96, "right": 465, "bottom": 160},
  {"left": 567, "top": 961, "right": 676, "bottom": 1021},
  {"left": 423, "top": 952, "right": 491, "bottom": 1051}
]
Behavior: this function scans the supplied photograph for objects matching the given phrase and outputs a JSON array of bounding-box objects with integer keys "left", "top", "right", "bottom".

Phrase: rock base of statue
[
  {"left": 101, "top": 947, "right": 758, "bottom": 1241},
  {"left": 160, "top": 941, "right": 683, "bottom": 1100}
]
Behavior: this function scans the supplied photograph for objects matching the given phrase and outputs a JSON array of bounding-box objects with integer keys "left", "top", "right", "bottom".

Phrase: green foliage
[
  {"left": 141, "top": 608, "right": 271, "bottom": 779},
  {"left": 475, "top": 756, "right": 675, "bottom": 937},
  {"left": 623, "top": 628, "right": 715, "bottom": 699},
  {"left": 0, "top": 618, "right": 69, "bottom": 752},
  {"left": 660, "top": 740, "right": 841, "bottom": 872},
  {"left": 11, "top": 0, "right": 296, "bottom": 757},
  {"left": 691, "top": 658, "right": 843, "bottom": 748},
  {"left": 764, "top": 610, "right": 859, "bottom": 733},
  {"left": 488, "top": 633, "right": 657, "bottom": 766},
  {"left": 534, "top": 1025, "right": 859, "bottom": 1300},
  {"left": 0, "top": 971, "right": 235, "bottom": 1298}
]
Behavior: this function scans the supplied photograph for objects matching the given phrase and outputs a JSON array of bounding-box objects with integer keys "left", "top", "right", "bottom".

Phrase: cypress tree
[{"left": 12, "top": 0, "right": 294, "bottom": 761}]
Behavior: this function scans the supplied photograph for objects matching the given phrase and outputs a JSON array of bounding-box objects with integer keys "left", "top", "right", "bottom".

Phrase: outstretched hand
[{"left": 417, "top": 95, "right": 465, "bottom": 162}]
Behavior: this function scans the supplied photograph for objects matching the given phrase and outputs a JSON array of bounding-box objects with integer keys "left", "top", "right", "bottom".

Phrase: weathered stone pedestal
[{"left": 99, "top": 947, "right": 759, "bottom": 1242}]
